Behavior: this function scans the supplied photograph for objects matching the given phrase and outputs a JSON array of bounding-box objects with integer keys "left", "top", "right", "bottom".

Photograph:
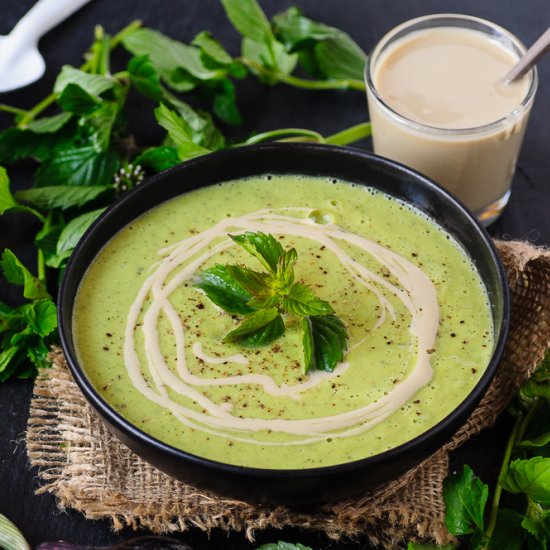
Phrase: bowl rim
[{"left": 59, "top": 142, "right": 510, "bottom": 480}]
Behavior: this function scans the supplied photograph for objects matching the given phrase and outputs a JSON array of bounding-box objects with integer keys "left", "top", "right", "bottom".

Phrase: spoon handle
[
  {"left": 504, "top": 26, "right": 550, "bottom": 84},
  {"left": 9, "top": 0, "right": 93, "bottom": 45}
]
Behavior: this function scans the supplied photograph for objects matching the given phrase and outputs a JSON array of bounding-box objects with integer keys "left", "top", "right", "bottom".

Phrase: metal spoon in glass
[{"left": 504, "top": 26, "right": 550, "bottom": 84}]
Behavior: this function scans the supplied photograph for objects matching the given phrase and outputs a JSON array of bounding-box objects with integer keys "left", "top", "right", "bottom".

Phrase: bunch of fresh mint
[
  {"left": 0, "top": 0, "right": 370, "bottom": 383},
  {"left": 195, "top": 232, "right": 348, "bottom": 373},
  {"left": 406, "top": 352, "right": 550, "bottom": 550}
]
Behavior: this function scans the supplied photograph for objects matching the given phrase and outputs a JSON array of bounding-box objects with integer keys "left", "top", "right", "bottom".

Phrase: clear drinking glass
[{"left": 365, "top": 14, "right": 538, "bottom": 226}]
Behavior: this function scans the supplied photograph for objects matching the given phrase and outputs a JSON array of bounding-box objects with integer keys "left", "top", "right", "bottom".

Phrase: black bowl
[{"left": 59, "top": 143, "right": 509, "bottom": 505}]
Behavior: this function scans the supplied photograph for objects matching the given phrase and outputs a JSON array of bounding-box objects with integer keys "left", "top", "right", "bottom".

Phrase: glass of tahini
[{"left": 365, "top": 14, "right": 538, "bottom": 225}]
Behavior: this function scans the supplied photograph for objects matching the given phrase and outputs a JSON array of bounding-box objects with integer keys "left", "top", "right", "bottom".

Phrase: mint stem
[
  {"left": 239, "top": 128, "right": 325, "bottom": 146},
  {"left": 235, "top": 122, "right": 370, "bottom": 148},
  {"left": 0, "top": 104, "right": 27, "bottom": 116},
  {"left": 482, "top": 398, "right": 541, "bottom": 547},
  {"left": 325, "top": 122, "right": 371, "bottom": 145},
  {"left": 239, "top": 57, "right": 366, "bottom": 91},
  {"left": 37, "top": 249, "right": 46, "bottom": 283},
  {"left": 16, "top": 20, "right": 142, "bottom": 128}
]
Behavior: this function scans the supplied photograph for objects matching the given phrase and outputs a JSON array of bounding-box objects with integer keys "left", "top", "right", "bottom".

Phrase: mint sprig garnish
[{"left": 194, "top": 231, "right": 348, "bottom": 373}]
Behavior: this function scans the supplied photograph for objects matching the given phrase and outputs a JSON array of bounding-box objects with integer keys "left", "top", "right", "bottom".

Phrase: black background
[{"left": 1, "top": 1, "right": 550, "bottom": 548}]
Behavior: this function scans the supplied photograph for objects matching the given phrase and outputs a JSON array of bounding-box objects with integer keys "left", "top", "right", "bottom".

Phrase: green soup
[{"left": 73, "top": 175, "right": 493, "bottom": 469}]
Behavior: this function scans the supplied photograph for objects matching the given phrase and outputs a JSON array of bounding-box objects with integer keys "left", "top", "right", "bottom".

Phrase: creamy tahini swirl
[{"left": 123, "top": 208, "right": 439, "bottom": 445}]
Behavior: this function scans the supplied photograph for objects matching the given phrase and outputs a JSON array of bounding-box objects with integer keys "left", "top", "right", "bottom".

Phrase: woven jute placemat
[{"left": 26, "top": 240, "right": 550, "bottom": 549}]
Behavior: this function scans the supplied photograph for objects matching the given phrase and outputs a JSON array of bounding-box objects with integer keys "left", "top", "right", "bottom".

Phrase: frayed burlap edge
[{"left": 26, "top": 240, "right": 550, "bottom": 549}]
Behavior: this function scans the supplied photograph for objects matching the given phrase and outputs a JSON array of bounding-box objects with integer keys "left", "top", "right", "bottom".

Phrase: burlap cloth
[{"left": 26, "top": 241, "right": 550, "bottom": 549}]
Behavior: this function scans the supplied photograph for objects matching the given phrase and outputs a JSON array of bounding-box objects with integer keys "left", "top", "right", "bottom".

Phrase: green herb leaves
[
  {"left": 256, "top": 543, "right": 313, "bottom": 550},
  {"left": 272, "top": 6, "right": 367, "bottom": 81},
  {"left": 0, "top": 250, "right": 57, "bottom": 381},
  {"left": 442, "top": 351, "right": 550, "bottom": 550},
  {"left": 443, "top": 465, "right": 488, "bottom": 537},
  {"left": 194, "top": 231, "right": 348, "bottom": 373},
  {"left": 0, "top": 7, "right": 369, "bottom": 384}
]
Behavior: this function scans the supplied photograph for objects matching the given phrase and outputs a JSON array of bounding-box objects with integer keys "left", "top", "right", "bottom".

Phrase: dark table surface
[{"left": 1, "top": 1, "right": 550, "bottom": 548}]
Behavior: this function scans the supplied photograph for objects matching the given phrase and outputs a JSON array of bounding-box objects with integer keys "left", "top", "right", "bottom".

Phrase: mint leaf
[
  {"left": 86, "top": 101, "right": 121, "bottom": 152},
  {"left": 122, "top": 28, "right": 221, "bottom": 88},
  {"left": 221, "top": 0, "right": 274, "bottom": 46},
  {"left": 16, "top": 185, "right": 110, "bottom": 210},
  {"left": 54, "top": 65, "right": 115, "bottom": 96},
  {"left": 128, "top": 55, "right": 163, "bottom": 101},
  {"left": 301, "top": 314, "right": 347, "bottom": 373},
  {"left": 272, "top": 7, "right": 366, "bottom": 80},
  {"left": 522, "top": 353, "right": 550, "bottom": 402},
  {"left": 225, "top": 265, "right": 270, "bottom": 295},
  {"left": 242, "top": 38, "right": 298, "bottom": 79},
  {"left": 122, "top": 29, "right": 195, "bottom": 92},
  {"left": 194, "top": 265, "right": 255, "bottom": 315},
  {"left": 230, "top": 231, "right": 284, "bottom": 273},
  {"left": 25, "top": 112, "right": 73, "bottom": 134},
  {"left": 283, "top": 283, "right": 333, "bottom": 317},
  {"left": 135, "top": 146, "right": 180, "bottom": 172},
  {"left": 224, "top": 308, "right": 284, "bottom": 347},
  {"left": 443, "top": 464, "right": 488, "bottom": 535},
  {"left": 34, "top": 213, "right": 65, "bottom": 268},
  {"left": 314, "top": 35, "right": 367, "bottom": 80},
  {"left": 0, "top": 124, "right": 75, "bottom": 164},
  {"left": 407, "top": 543, "right": 456, "bottom": 550},
  {"left": 212, "top": 79, "right": 242, "bottom": 125},
  {"left": 272, "top": 7, "right": 337, "bottom": 52},
  {"left": 193, "top": 31, "right": 234, "bottom": 67},
  {"left": 519, "top": 431, "right": 550, "bottom": 449},
  {"left": 23, "top": 299, "right": 57, "bottom": 337},
  {"left": 501, "top": 457, "right": 550, "bottom": 506},
  {"left": 55, "top": 208, "right": 106, "bottom": 261},
  {"left": 0, "top": 348, "right": 19, "bottom": 378},
  {"left": 34, "top": 145, "right": 120, "bottom": 187},
  {"left": 521, "top": 500, "right": 550, "bottom": 548},
  {"left": 256, "top": 543, "right": 313, "bottom": 550},
  {"left": 154, "top": 104, "right": 210, "bottom": 161},
  {"left": 276, "top": 248, "right": 297, "bottom": 287},
  {"left": 0, "top": 298, "right": 57, "bottom": 382},
  {"left": 58, "top": 83, "right": 101, "bottom": 115},
  {"left": 0, "top": 166, "right": 41, "bottom": 219},
  {"left": 1, "top": 249, "right": 50, "bottom": 300},
  {"left": 164, "top": 95, "right": 226, "bottom": 150}
]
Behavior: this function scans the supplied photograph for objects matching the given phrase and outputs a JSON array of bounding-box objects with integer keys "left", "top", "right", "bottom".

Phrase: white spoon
[
  {"left": 0, "top": 0, "right": 93, "bottom": 93},
  {"left": 504, "top": 25, "right": 550, "bottom": 84}
]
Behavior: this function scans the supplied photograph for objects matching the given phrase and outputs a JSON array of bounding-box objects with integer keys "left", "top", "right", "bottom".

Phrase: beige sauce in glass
[
  {"left": 373, "top": 28, "right": 528, "bottom": 129},
  {"left": 367, "top": 25, "right": 534, "bottom": 217}
]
